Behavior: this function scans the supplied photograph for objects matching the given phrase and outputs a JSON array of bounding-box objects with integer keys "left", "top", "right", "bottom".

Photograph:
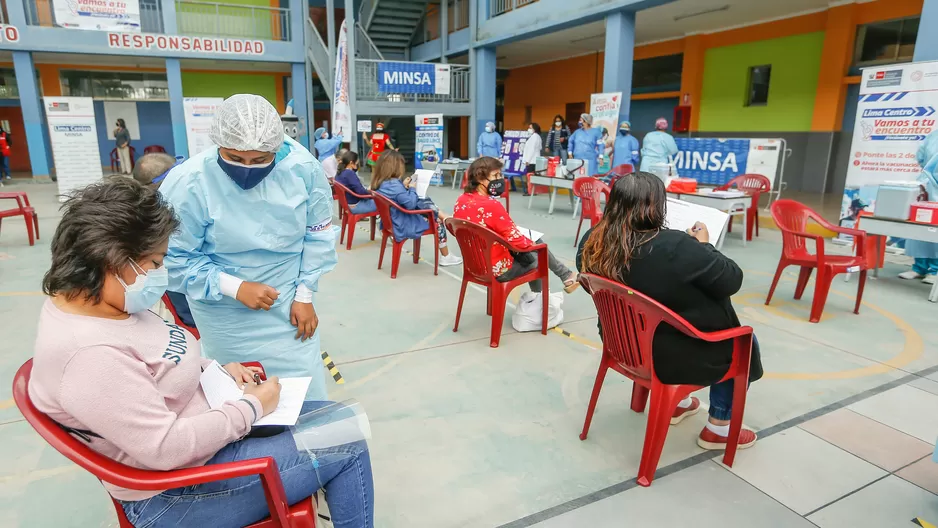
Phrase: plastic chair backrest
[
  {"left": 610, "top": 164, "right": 634, "bottom": 175},
  {"left": 371, "top": 192, "right": 396, "bottom": 239},
  {"left": 719, "top": 174, "right": 771, "bottom": 193},
  {"left": 332, "top": 180, "right": 354, "bottom": 212},
  {"left": 579, "top": 274, "right": 705, "bottom": 382},
  {"left": 771, "top": 199, "right": 824, "bottom": 258},
  {"left": 573, "top": 177, "right": 608, "bottom": 221},
  {"left": 445, "top": 218, "right": 507, "bottom": 284},
  {"left": 143, "top": 145, "right": 167, "bottom": 154}
]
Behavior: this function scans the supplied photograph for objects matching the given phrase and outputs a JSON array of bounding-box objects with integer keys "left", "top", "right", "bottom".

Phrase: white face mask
[
  {"left": 527, "top": 128, "right": 534, "bottom": 134},
  {"left": 555, "top": 121, "right": 562, "bottom": 126},
  {"left": 485, "top": 126, "right": 494, "bottom": 133}
]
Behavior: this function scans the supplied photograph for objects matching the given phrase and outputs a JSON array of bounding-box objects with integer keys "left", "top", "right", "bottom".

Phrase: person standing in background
[
  {"left": 114, "top": 119, "right": 132, "bottom": 175},
  {"left": 477, "top": 121, "right": 503, "bottom": 158},
  {"left": 568, "top": 113, "right": 603, "bottom": 177},
  {"left": 640, "top": 117, "right": 678, "bottom": 173},
  {"left": 520, "top": 122, "right": 542, "bottom": 197},
  {"left": 362, "top": 123, "right": 396, "bottom": 168},
  {"left": 314, "top": 127, "right": 344, "bottom": 163},
  {"left": 613, "top": 121, "right": 640, "bottom": 171},
  {"left": 900, "top": 130, "right": 938, "bottom": 283},
  {"left": 0, "top": 125, "right": 11, "bottom": 180},
  {"left": 545, "top": 115, "right": 570, "bottom": 163}
]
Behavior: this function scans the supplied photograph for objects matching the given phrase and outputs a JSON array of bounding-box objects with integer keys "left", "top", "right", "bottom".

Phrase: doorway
[{"left": 565, "top": 102, "right": 586, "bottom": 130}]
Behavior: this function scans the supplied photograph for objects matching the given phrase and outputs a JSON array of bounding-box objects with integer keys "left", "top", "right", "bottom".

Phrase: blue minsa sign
[
  {"left": 377, "top": 62, "right": 437, "bottom": 94},
  {"left": 672, "top": 138, "right": 751, "bottom": 186}
]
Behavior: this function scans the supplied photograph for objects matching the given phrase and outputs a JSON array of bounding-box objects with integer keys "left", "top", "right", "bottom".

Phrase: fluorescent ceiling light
[{"left": 674, "top": 4, "right": 730, "bottom": 22}]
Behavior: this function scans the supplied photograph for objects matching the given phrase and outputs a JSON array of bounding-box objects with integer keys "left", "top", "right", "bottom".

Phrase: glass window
[
  {"left": 746, "top": 65, "right": 771, "bottom": 107},
  {"left": 855, "top": 16, "right": 919, "bottom": 66},
  {"left": 632, "top": 54, "right": 683, "bottom": 92},
  {"left": 0, "top": 69, "right": 18, "bottom": 99},
  {"left": 60, "top": 70, "right": 169, "bottom": 100}
]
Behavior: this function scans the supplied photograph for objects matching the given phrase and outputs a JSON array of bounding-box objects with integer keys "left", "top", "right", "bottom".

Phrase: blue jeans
[
  {"left": 707, "top": 335, "right": 760, "bottom": 421},
  {"left": 913, "top": 258, "right": 938, "bottom": 276},
  {"left": 0, "top": 156, "right": 9, "bottom": 177},
  {"left": 120, "top": 401, "right": 374, "bottom": 528},
  {"left": 550, "top": 146, "right": 568, "bottom": 162},
  {"left": 349, "top": 199, "right": 377, "bottom": 215}
]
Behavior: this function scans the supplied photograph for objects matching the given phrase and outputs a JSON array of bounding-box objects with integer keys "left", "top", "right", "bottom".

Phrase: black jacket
[{"left": 577, "top": 228, "right": 763, "bottom": 387}]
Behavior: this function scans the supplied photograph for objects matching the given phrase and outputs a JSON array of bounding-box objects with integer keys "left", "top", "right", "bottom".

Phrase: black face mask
[{"left": 488, "top": 178, "right": 506, "bottom": 196}]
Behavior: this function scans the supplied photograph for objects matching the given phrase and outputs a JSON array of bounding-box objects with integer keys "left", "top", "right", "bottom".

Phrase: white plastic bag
[{"left": 512, "top": 291, "right": 564, "bottom": 332}]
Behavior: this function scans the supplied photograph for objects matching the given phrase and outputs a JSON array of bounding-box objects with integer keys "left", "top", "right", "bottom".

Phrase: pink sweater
[{"left": 28, "top": 300, "right": 262, "bottom": 501}]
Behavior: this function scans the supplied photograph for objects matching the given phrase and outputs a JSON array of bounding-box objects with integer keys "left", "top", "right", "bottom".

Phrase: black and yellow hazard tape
[
  {"left": 913, "top": 518, "right": 937, "bottom": 528},
  {"left": 551, "top": 326, "right": 601, "bottom": 350},
  {"left": 321, "top": 351, "right": 345, "bottom": 384}
]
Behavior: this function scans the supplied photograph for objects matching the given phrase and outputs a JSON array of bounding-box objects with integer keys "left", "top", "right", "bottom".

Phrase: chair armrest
[
  {"left": 347, "top": 189, "right": 372, "bottom": 200},
  {"left": 507, "top": 241, "right": 547, "bottom": 253},
  {"left": 789, "top": 230, "right": 826, "bottom": 259},
  {"left": 693, "top": 325, "right": 754, "bottom": 344},
  {"left": 0, "top": 194, "right": 26, "bottom": 209}
]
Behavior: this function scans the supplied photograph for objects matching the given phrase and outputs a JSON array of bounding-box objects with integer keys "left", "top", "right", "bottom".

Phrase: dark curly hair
[
  {"left": 464, "top": 156, "right": 503, "bottom": 194},
  {"left": 42, "top": 177, "right": 179, "bottom": 303}
]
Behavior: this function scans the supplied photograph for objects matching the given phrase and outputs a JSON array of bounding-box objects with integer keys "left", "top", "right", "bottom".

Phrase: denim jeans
[
  {"left": 550, "top": 147, "right": 568, "bottom": 162},
  {"left": 349, "top": 199, "right": 377, "bottom": 215},
  {"left": 497, "top": 239, "right": 573, "bottom": 292},
  {"left": 416, "top": 197, "right": 447, "bottom": 248},
  {"left": 120, "top": 401, "right": 374, "bottom": 528},
  {"left": 707, "top": 334, "right": 760, "bottom": 421},
  {"left": 0, "top": 156, "right": 9, "bottom": 177}
]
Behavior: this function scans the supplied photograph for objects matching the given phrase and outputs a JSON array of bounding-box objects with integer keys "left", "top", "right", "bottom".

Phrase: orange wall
[{"left": 503, "top": 53, "right": 603, "bottom": 130}]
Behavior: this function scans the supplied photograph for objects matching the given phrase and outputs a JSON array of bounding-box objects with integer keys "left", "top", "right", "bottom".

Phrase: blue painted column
[
  {"left": 12, "top": 52, "right": 49, "bottom": 179},
  {"left": 915, "top": 0, "right": 938, "bottom": 61},
  {"left": 472, "top": 46, "right": 497, "bottom": 156},
  {"left": 292, "top": 62, "right": 311, "bottom": 149},
  {"left": 166, "top": 58, "right": 188, "bottom": 159},
  {"left": 603, "top": 10, "right": 636, "bottom": 124}
]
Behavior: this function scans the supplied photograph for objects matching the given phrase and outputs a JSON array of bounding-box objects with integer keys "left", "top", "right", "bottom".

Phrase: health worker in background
[
  {"left": 477, "top": 121, "right": 503, "bottom": 158},
  {"left": 363, "top": 123, "right": 396, "bottom": 168},
  {"left": 568, "top": 113, "right": 602, "bottom": 176},
  {"left": 314, "top": 126, "right": 344, "bottom": 163},
  {"left": 613, "top": 121, "right": 640, "bottom": 171},
  {"left": 900, "top": 130, "right": 938, "bottom": 283},
  {"left": 160, "top": 94, "right": 338, "bottom": 400},
  {"left": 640, "top": 117, "right": 679, "bottom": 173}
]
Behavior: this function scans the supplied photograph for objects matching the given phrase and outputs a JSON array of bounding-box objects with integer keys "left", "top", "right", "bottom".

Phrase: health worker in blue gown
[
  {"left": 477, "top": 121, "right": 502, "bottom": 158},
  {"left": 568, "top": 113, "right": 603, "bottom": 176},
  {"left": 901, "top": 130, "right": 938, "bottom": 283},
  {"left": 640, "top": 117, "right": 679, "bottom": 173},
  {"left": 613, "top": 120, "right": 641, "bottom": 170},
  {"left": 314, "top": 126, "right": 344, "bottom": 162},
  {"left": 161, "top": 94, "right": 338, "bottom": 400}
]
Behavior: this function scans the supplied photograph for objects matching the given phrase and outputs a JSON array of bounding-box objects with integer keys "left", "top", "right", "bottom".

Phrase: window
[
  {"left": 854, "top": 16, "right": 919, "bottom": 66},
  {"left": 632, "top": 54, "right": 684, "bottom": 93},
  {"left": 60, "top": 71, "right": 169, "bottom": 100},
  {"left": 745, "top": 65, "right": 771, "bottom": 107},
  {"left": 0, "top": 69, "right": 18, "bottom": 99}
]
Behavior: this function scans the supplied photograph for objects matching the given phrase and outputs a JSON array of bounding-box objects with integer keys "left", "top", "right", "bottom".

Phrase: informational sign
[
  {"left": 377, "top": 62, "right": 451, "bottom": 95},
  {"left": 332, "top": 20, "right": 352, "bottom": 138},
  {"left": 415, "top": 113, "right": 443, "bottom": 184},
  {"left": 107, "top": 33, "right": 265, "bottom": 55},
  {"left": 669, "top": 137, "right": 781, "bottom": 187},
  {"left": 103, "top": 101, "right": 140, "bottom": 140},
  {"left": 44, "top": 97, "right": 104, "bottom": 201},
  {"left": 54, "top": 0, "right": 140, "bottom": 32},
  {"left": 183, "top": 97, "right": 224, "bottom": 157},
  {"left": 500, "top": 130, "right": 530, "bottom": 176},
  {"left": 357, "top": 120, "right": 372, "bottom": 133},
  {"left": 0, "top": 25, "right": 19, "bottom": 43},
  {"left": 590, "top": 92, "right": 622, "bottom": 173},
  {"left": 840, "top": 61, "right": 938, "bottom": 227}
]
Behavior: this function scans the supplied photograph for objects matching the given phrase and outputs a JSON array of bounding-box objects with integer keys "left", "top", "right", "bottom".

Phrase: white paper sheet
[
  {"left": 199, "top": 360, "right": 312, "bottom": 426},
  {"left": 666, "top": 198, "right": 729, "bottom": 244},
  {"left": 412, "top": 169, "right": 435, "bottom": 199},
  {"left": 516, "top": 226, "right": 544, "bottom": 242},
  {"left": 709, "top": 190, "right": 747, "bottom": 198}
]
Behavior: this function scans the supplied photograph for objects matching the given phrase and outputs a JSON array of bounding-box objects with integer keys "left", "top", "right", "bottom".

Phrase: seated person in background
[
  {"left": 29, "top": 178, "right": 374, "bottom": 528},
  {"left": 454, "top": 156, "right": 579, "bottom": 294},
  {"left": 335, "top": 151, "right": 376, "bottom": 215},
  {"left": 576, "top": 171, "right": 763, "bottom": 451},
  {"left": 132, "top": 152, "right": 195, "bottom": 329},
  {"left": 371, "top": 150, "right": 462, "bottom": 267}
]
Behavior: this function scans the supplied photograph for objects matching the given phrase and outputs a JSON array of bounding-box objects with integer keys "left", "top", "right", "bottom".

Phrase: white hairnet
[{"left": 210, "top": 94, "right": 284, "bottom": 152}]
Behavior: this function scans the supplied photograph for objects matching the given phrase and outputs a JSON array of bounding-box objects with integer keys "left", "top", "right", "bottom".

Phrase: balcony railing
[
  {"left": 490, "top": 0, "right": 538, "bottom": 18},
  {"left": 412, "top": 0, "right": 469, "bottom": 46},
  {"left": 23, "top": 0, "right": 290, "bottom": 40},
  {"left": 355, "top": 59, "right": 470, "bottom": 104}
]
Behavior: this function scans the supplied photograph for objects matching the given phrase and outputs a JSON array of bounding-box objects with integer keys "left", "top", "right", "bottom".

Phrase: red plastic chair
[
  {"left": 577, "top": 273, "right": 754, "bottom": 486},
  {"left": 717, "top": 174, "right": 771, "bottom": 241},
  {"left": 572, "top": 177, "right": 609, "bottom": 247},
  {"left": 766, "top": 200, "right": 868, "bottom": 323},
  {"left": 142, "top": 145, "right": 166, "bottom": 154},
  {"left": 0, "top": 191, "right": 39, "bottom": 246},
  {"left": 110, "top": 146, "right": 137, "bottom": 173},
  {"left": 161, "top": 293, "right": 199, "bottom": 339},
  {"left": 372, "top": 192, "right": 439, "bottom": 279},
  {"left": 445, "top": 218, "right": 549, "bottom": 348},
  {"left": 12, "top": 359, "right": 317, "bottom": 528},
  {"left": 332, "top": 181, "right": 377, "bottom": 250},
  {"left": 853, "top": 211, "right": 886, "bottom": 270},
  {"left": 461, "top": 169, "right": 510, "bottom": 212}
]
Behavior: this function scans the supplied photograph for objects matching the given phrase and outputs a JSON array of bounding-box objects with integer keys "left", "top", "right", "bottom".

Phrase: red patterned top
[{"left": 453, "top": 192, "right": 534, "bottom": 275}]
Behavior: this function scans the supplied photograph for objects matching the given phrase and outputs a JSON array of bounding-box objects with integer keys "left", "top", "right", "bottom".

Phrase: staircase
[{"left": 360, "top": 0, "right": 431, "bottom": 60}]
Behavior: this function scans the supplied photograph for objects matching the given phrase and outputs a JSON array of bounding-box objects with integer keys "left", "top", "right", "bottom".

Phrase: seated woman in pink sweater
[{"left": 28, "top": 178, "right": 373, "bottom": 528}]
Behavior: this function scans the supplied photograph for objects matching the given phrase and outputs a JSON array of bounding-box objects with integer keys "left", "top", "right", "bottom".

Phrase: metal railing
[
  {"left": 356, "top": 22, "right": 384, "bottom": 61},
  {"left": 490, "top": 0, "right": 538, "bottom": 17},
  {"left": 359, "top": 0, "right": 377, "bottom": 30},
  {"left": 24, "top": 0, "right": 164, "bottom": 32},
  {"left": 305, "top": 17, "right": 333, "bottom": 100},
  {"left": 355, "top": 59, "right": 470, "bottom": 103},
  {"left": 176, "top": 0, "right": 290, "bottom": 41}
]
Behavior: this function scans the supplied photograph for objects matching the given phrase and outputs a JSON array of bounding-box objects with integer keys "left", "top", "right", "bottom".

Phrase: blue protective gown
[
  {"left": 613, "top": 132, "right": 641, "bottom": 170},
  {"left": 640, "top": 131, "right": 679, "bottom": 172},
  {"left": 906, "top": 130, "right": 938, "bottom": 260},
  {"left": 477, "top": 131, "right": 503, "bottom": 158},
  {"left": 315, "top": 133, "right": 344, "bottom": 162},
  {"left": 568, "top": 127, "right": 603, "bottom": 176},
  {"left": 161, "top": 136, "right": 338, "bottom": 400}
]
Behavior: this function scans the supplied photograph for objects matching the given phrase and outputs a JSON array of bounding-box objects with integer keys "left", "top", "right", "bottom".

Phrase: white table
[
  {"left": 440, "top": 160, "right": 471, "bottom": 189},
  {"left": 527, "top": 175, "right": 577, "bottom": 215},
  {"left": 856, "top": 216, "right": 938, "bottom": 302},
  {"left": 667, "top": 191, "right": 751, "bottom": 247}
]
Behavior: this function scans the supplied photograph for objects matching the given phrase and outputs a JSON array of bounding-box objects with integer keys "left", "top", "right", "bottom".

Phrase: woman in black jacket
[
  {"left": 577, "top": 171, "right": 763, "bottom": 451},
  {"left": 544, "top": 114, "right": 571, "bottom": 162}
]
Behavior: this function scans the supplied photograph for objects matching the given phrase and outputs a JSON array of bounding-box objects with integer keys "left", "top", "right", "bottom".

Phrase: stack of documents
[
  {"left": 200, "top": 360, "right": 311, "bottom": 426},
  {"left": 666, "top": 198, "right": 729, "bottom": 244}
]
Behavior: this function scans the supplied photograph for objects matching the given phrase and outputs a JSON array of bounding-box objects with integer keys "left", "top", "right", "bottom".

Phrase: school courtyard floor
[{"left": 3, "top": 179, "right": 938, "bottom": 528}]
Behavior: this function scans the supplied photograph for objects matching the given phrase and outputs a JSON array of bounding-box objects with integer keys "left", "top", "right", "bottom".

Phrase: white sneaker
[
  {"left": 924, "top": 275, "right": 936, "bottom": 285},
  {"left": 439, "top": 254, "right": 463, "bottom": 267},
  {"left": 899, "top": 270, "right": 925, "bottom": 280}
]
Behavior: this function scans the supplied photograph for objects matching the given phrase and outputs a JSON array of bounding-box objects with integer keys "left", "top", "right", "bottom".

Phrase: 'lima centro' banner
[
  {"left": 414, "top": 113, "right": 443, "bottom": 185},
  {"left": 840, "top": 61, "right": 938, "bottom": 228},
  {"left": 589, "top": 92, "right": 622, "bottom": 173},
  {"left": 44, "top": 97, "right": 104, "bottom": 201},
  {"left": 668, "top": 137, "right": 782, "bottom": 188},
  {"left": 55, "top": 0, "right": 140, "bottom": 32},
  {"left": 332, "top": 20, "right": 352, "bottom": 139}
]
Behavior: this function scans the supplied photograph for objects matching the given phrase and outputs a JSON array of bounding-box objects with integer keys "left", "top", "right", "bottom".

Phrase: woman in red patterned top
[{"left": 453, "top": 156, "right": 579, "bottom": 294}]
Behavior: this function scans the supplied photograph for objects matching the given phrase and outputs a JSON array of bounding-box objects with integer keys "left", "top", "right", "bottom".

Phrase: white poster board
[
  {"left": 332, "top": 20, "right": 352, "bottom": 139},
  {"left": 357, "top": 120, "right": 372, "bottom": 133},
  {"left": 590, "top": 92, "right": 622, "bottom": 172},
  {"left": 104, "top": 101, "right": 140, "bottom": 140},
  {"left": 54, "top": 0, "right": 140, "bottom": 32},
  {"left": 44, "top": 97, "right": 104, "bottom": 201},
  {"left": 183, "top": 97, "right": 224, "bottom": 157},
  {"left": 840, "top": 61, "right": 938, "bottom": 227}
]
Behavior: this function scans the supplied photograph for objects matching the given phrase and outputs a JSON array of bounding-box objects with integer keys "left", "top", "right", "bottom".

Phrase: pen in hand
[{"left": 254, "top": 373, "right": 263, "bottom": 385}]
